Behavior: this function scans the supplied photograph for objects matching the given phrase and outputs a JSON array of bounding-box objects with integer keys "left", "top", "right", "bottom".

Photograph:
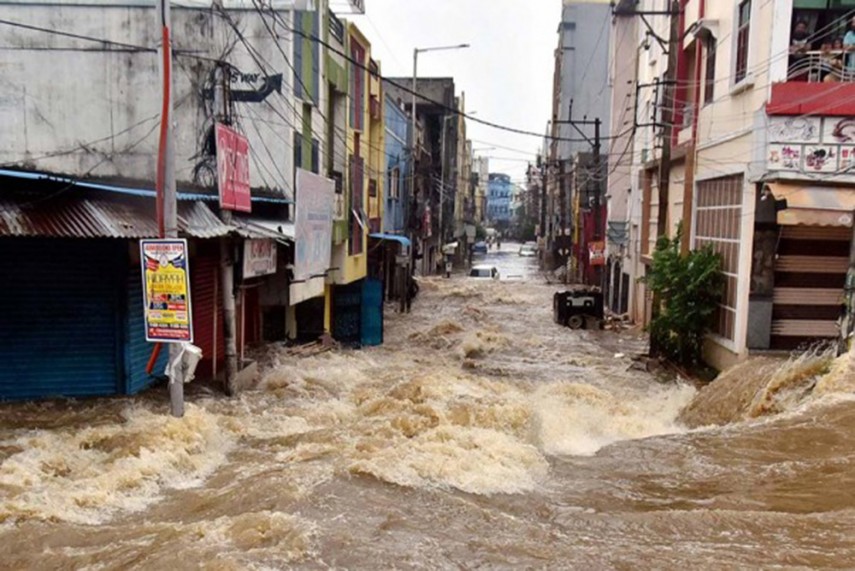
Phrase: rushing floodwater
[{"left": 2, "top": 243, "right": 855, "bottom": 569}]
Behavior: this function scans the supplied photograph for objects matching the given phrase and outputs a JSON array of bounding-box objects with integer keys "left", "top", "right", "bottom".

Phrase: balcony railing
[{"left": 787, "top": 51, "right": 854, "bottom": 83}]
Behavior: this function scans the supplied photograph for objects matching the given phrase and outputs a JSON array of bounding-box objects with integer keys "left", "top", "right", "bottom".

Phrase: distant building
[{"left": 487, "top": 173, "right": 514, "bottom": 225}]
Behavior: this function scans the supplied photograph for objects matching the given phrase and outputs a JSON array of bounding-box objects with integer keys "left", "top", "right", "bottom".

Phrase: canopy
[
  {"left": 369, "top": 233, "right": 412, "bottom": 248},
  {"left": 767, "top": 182, "right": 855, "bottom": 227}
]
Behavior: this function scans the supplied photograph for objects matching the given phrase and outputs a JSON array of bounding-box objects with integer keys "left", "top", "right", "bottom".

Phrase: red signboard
[
  {"left": 215, "top": 123, "right": 251, "bottom": 213},
  {"left": 589, "top": 241, "right": 605, "bottom": 267}
]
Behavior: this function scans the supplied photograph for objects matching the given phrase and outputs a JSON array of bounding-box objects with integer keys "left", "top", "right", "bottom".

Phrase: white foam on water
[
  {"left": 531, "top": 381, "right": 697, "bottom": 457},
  {"left": 0, "top": 404, "right": 234, "bottom": 525}
]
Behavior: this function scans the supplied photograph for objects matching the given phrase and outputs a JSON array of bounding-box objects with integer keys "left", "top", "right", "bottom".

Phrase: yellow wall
[{"left": 330, "top": 22, "right": 376, "bottom": 286}]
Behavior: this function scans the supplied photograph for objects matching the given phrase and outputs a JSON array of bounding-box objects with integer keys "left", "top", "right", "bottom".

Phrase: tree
[{"left": 642, "top": 224, "right": 724, "bottom": 367}]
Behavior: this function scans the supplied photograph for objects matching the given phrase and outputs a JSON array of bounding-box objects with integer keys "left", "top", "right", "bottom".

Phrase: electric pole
[
  {"left": 155, "top": 0, "right": 183, "bottom": 417},
  {"left": 555, "top": 102, "right": 603, "bottom": 287},
  {"left": 650, "top": 0, "right": 681, "bottom": 358}
]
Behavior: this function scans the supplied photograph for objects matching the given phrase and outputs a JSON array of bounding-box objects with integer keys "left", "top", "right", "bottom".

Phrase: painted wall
[
  {"left": 0, "top": 4, "right": 295, "bottom": 198},
  {"left": 329, "top": 21, "right": 372, "bottom": 286},
  {"left": 383, "top": 94, "right": 410, "bottom": 234}
]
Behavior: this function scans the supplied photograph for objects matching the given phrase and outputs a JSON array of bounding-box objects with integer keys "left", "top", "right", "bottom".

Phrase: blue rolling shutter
[
  {"left": 125, "top": 263, "right": 167, "bottom": 395},
  {"left": 0, "top": 238, "right": 122, "bottom": 401},
  {"left": 361, "top": 278, "right": 383, "bottom": 347}
]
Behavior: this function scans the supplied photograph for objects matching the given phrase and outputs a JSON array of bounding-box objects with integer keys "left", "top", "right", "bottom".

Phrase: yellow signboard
[{"left": 140, "top": 239, "right": 193, "bottom": 343}]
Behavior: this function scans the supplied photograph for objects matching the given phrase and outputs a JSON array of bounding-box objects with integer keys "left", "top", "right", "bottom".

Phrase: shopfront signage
[
  {"left": 243, "top": 239, "right": 277, "bottom": 279},
  {"left": 216, "top": 123, "right": 251, "bottom": 212}
]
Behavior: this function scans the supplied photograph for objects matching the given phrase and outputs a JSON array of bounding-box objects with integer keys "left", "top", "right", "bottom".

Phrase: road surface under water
[{"left": 1, "top": 243, "right": 854, "bottom": 569}]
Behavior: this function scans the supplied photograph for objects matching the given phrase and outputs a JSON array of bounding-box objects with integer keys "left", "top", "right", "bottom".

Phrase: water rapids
[{"left": 1, "top": 253, "right": 855, "bottom": 569}]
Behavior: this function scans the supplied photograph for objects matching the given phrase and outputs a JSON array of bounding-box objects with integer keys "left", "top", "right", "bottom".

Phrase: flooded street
[{"left": 2, "top": 244, "right": 855, "bottom": 569}]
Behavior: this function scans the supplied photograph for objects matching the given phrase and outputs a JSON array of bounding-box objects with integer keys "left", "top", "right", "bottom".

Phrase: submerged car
[
  {"left": 469, "top": 265, "right": 499, "bottom": 279},
  {"left": 518, "top": 243, "right": 536, "bottom": 257}
]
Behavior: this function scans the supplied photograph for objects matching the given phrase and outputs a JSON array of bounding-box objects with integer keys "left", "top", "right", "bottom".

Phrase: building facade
[{"left": 487, "top": 173, "right": 514, "bottom": 226}]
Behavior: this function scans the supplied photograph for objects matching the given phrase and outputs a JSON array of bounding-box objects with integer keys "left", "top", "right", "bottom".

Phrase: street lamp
[{"left": 411, "top": 43, "right": 470, "bottom": 248}]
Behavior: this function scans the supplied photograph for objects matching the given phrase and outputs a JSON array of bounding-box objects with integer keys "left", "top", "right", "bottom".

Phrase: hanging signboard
[
  {"left": 216, "top": 123, "right": 251, "bottom": 213},
  {"left": 589, "top": 240, "right": 606, "bottom": 267},
  {"left": 140, "top": 239, "right": 193, "bottom": 343},
  {"left": 291, "top": 168, "right": 335, "bottom": 305},
  {"left": 243, "top": 239, "right": 277, "bottom": 278}
]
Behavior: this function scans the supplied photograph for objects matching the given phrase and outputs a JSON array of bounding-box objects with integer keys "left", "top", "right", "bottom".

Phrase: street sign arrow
[{"left": 230, "top": 74, "right": 283, "bottom": 102}]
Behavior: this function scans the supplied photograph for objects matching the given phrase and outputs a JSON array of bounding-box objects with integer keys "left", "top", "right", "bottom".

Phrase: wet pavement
[{"left": 1, "top": 242, "right": 855, "bottom": 569}]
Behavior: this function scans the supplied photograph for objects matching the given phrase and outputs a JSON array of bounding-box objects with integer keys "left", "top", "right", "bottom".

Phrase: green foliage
[{"left": 642, "top": 225, "right": 724, "bottom": 367}]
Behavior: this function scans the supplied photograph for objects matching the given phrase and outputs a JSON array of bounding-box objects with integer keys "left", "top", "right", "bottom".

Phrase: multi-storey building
[
  {"left": 487, "top": 173, "right": 514, "bottom": 227},
  {"left": 544, "top": 0, "right": 613, "bottom": 277},
  {"left": 616, "top": 0, "right": 855, "bottom": 369}
]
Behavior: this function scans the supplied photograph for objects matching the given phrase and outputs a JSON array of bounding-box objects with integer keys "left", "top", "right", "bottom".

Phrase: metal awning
[
  {"left": 768, "top": 182, "right": 855, "bottom": 227},
  {"left": 232, "top": 217, "right": 295, "bottom": 243},
  {"left": 0, "top": 198, "right": 232, "bottom": 239},
  {"left": 369, "top": 232, "right": 412, "bottom": 247}
]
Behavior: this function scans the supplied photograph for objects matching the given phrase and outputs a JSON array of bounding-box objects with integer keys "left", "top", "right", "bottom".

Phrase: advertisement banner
[
  {"left": 589, "top": 240, "right": 606, "bottom": 267},
  {"left": 140, "top": 239, "right": 193, "bottom": 343},
  {"left": 216, "top": 123, "right": 251, "bottom": 213},
  {"left": 291, "top": 168, "right": 335, "bottom": 304},
  {"left": 243, "top": 239, "right": 277, "bottom": 279}
]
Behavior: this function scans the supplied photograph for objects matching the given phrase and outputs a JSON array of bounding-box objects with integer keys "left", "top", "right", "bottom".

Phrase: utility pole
[
  {"left": 649, "top": 0, "right": 681, "bottom": 358},
  {"left": 156, "top": 0, "right": 183, "bottom": 418},
  {"left": 555, "top": 102, "right": 603, "bottom": 287}
]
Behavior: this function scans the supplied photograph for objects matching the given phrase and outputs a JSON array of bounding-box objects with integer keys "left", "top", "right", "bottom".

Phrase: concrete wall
[
  {"left": 0, "top": 4, "right": 295, "bottom": 197},
  {"left": 556, "top": 1, "right": 613, "bottom": 161},
  {"left": 693, "top": 0, "right": 776, "bottom": 369}
]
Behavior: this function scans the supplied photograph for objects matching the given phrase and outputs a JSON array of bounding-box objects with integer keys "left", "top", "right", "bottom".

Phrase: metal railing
[{"left": 787, "top": 50, "right": 855, "bottom": 82}]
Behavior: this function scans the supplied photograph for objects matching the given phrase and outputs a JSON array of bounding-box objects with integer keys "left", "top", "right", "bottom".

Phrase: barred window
[{"left": 694, "top": 175, "right": 743, "bottom": 341}]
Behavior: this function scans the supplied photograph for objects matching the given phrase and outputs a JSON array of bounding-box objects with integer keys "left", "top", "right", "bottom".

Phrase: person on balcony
[
  {"left": 822, "top": 38, "right": 845, "bottom": 82},
  {"left": 789, "top": 20, "right": 812, "bottom": 81},
  {"left": 844, "top": 16, "right": 855, "bottom": 77}
]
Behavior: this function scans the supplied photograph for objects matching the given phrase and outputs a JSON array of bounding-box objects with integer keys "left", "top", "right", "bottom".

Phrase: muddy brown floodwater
[{"left": 2, "top": 256, "right": 855, "bottom": 569}]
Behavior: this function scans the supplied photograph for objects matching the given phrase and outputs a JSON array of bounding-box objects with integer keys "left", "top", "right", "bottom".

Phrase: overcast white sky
[{"left": 349, "top": 0, "right": 561, "bottom": 182}]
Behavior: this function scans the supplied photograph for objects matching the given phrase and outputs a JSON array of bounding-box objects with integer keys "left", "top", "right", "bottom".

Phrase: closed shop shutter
[
  {"left": 771, "top": 226, "right": 849, "bottom": 350},
  {"left": 125, "top": 263, "right": 168, "bottom": 395},
  {"left": 192, "top": 244, "right": 225, "bottom": 380},
  {"left": 0, "top": 238, "right": 122, "bottom": 400}
]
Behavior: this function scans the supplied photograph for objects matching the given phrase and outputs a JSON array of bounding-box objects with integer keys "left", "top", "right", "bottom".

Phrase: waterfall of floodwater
[
  {"left": 680, "top": 344, "right": 855, "bottom": 428},
  {"left": 1, "top": 264, "right": 854, "bottom": 568}
]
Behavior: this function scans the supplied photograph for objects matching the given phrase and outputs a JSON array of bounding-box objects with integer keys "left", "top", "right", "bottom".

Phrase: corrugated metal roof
[
  {"left": 233, "top": 217, "right": 295, "bottom": 242},
  {"left": 0, "top": 198, "right": 231, "bottom": 239},
  {"left": 0, "top": 169, "right": 293, "bottom": 204}
]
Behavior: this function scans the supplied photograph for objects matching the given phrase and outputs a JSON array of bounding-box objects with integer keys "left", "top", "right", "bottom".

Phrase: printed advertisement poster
[
  {"left": 589, "top": 240, "right": 605, "bottom": 267},
  {"left": 291, "top": 168, "right": 335, "bottom": 305},
  {"left": 140, "top": 239, "right": 194, "bottom": 343}
]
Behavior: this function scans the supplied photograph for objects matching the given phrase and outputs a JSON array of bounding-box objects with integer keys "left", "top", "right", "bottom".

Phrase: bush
[{"left": 642, "top": 225, "right": 724, "bottom": 367}]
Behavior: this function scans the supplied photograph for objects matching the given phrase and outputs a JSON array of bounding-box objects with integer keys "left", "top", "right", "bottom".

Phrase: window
[
  {"left": 293, "top": 132, "right": 302, "bottom": 173},
  {"left": 735, "top": 0, "right": 751, "bottom": 84},
  {"left": 704, "top": 35, "right": 717, "bottom": 104},
  {"left": 694, "top": 175, "right": 744, "bottom": 341},
  {"left": 311, "top": 139, "right": 320, "bottom": 174},
  {"left": 388, "top": 167, "right": 400, "bottom": 200},
  {"left": 349, "top": 156, "right": 364, "bottom": 256},
  {"left": 350, "top": 39, "right": 366, "bottom": 131},
  {"left": 368, "top": 178, "right": 378, "bottom": 198}
]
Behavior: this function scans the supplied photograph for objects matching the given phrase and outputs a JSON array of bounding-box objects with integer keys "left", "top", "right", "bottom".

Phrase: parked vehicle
[
  {"left": 469, "top": 265, "right": 499, "bottom": 279},
  {"left": 553, "top": 288, "right": 604, "bottom": 329}
]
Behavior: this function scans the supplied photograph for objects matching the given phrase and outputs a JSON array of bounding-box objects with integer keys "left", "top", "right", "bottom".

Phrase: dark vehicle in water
[{"left": 553, "top": 288, "right": 604, "bottom": 329}]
